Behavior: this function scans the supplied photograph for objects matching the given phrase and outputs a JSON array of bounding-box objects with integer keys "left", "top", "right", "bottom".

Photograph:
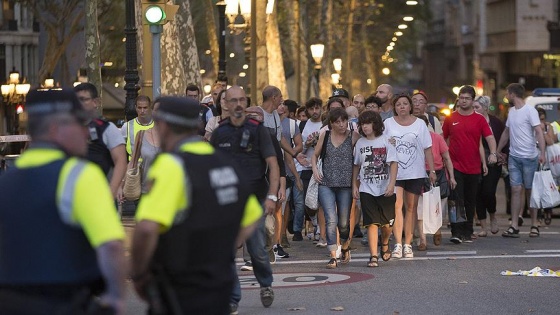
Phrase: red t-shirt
[
  {"left": 443, "top": 111, "right": 493, "bottom": 174},
  {"left": 425, "top": 132, "right": 448, "bottom": 171}
]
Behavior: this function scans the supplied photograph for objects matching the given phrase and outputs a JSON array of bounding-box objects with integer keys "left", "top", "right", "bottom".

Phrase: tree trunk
[
  {"left": 318, "top": 0, "right": 333, "bottom": 102},
  {"left": 175, "top": 0, "right": 202, "bottom": 88},
  {"left": 160, "top": 1, "right": 186, "bottom": 95},
  {"left": 343, "top": 0, "right": 356, "bottom": 90},
  {"left": 254, "top": 0, "right": 268, "bottom": 105},
  {"left": 85, "top": 0, "right": 102, "bottom": 103},
  {"left": 135, "top": 0, "right": 144, "bottom": 82},
  {"left": 266, "top": 6, "right": 287, "bottom": 97},
  {"left": 284, "top": 0, "right": 309, "bottom": 104},
  {"left": 204, "top": 0, "right": 218, "bottom": 75}
]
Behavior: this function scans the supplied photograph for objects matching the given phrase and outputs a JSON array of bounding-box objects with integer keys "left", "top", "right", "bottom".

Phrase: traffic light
[{"left": 142, "top": 0, "right": 179, "bottom": 25}]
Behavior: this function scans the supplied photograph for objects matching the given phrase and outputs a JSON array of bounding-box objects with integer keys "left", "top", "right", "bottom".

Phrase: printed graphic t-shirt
[{"left": 353, "top": 135, "right": 398, "bottom": 196}]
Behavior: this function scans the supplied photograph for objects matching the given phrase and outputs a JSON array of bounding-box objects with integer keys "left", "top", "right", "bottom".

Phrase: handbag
[
  {"left": 545, "top": 144, "right": 560, "bottom": 178},
  {"left": 422, "top": 185, "right": 442, "bottom": 234},
  {"left": 447, "top": 189, "right": 467, "bottom": 223},
  {"left": 123, "top": 130, "right": 145, "bottom": 201},
  {"left": 530, "top": 166, "right": 560, "bottom": 209},
  {"left": 424, "top": 169, "right": 449, "bottom": 199},
  {"left": 305, "top": 131, "right": 330, "bottom": 211}
]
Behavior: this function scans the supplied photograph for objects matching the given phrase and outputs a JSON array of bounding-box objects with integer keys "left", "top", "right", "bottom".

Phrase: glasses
[
  {"left": 458, "top": 96, "right": 473, "bottom": 101},
  {"left": 412, "top": 100, "right": 427, "bottom": 105},
  {"left": 365, "top": 104, "right": 378, "bottom": 110},
  {"left": 227, "top": 97, "right": 247, "bottom": 104}
]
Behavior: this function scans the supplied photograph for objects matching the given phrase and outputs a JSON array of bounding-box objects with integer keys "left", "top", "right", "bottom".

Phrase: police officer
[
  {"left": 0, "top": 89, "right": 127, "bottom": 314},
  {"left": 210, "top": 86, "right": 280, "bottom": 311},
  {"left": 74, "top": 83, "right": 127, "bottom": 199},
  {"left": 130, "top": 97, "right": 262, "bottom": 315}
]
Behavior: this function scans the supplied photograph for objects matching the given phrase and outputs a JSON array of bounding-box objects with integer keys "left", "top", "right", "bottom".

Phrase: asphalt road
[{"left": 124, "top": 180, "right": 560, "bottom": 315}]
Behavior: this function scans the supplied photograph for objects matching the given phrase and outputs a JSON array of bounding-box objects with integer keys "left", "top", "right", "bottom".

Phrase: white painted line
[
  {"left": 236, "top": 254, "right": 560, "bottom": 266},
  {"left": 525, "top": 250, "right": 560, "bottom": 253},
  {"left": 426, "top": 251, "right": 477, "bottom": 256}
]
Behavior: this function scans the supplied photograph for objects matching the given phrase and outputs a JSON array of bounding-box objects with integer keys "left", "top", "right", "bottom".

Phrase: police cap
[
  {"left": 25, "top": 88, "right": 89, "bottom": 124},
  {"left": 153, "top": 96, "right": 202, "bottom": 128}
]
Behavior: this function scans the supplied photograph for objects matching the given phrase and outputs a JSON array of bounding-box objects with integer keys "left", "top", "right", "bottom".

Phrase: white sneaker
[
  {"left": 403, "top": 244, "right": 414, "bottom": 258},
  {"left": 336, "top": 245, "right": 341, "bottom": 259},
  {"left": 316, "top": 239, "right": 327, "bottom": 248},
  {"left": 392, "top": 243, "right": 403, "bottom": 259}
]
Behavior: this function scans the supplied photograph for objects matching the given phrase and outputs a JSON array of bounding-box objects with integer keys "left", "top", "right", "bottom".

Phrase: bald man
[{"left": 375, "top": 84, "right": 394, "bottom": 121}]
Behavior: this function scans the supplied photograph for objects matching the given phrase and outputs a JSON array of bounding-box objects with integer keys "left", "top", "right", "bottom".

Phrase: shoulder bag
[
  {"left": 123, "top": 130, "right": 145, "bottom": 201},
  {"left": 305, "top": 130, "right": 330, "bottom": 211}
]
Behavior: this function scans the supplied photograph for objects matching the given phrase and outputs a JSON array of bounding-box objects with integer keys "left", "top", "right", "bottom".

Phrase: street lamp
[
  {"left": 1, "top": 67, "right": 30, "bottom": 150},
  {"left": 333, "top": 58, "right": 342, "bottom": 73},
  {"left": 310, "top": 43, "right": 325, "bottom": 97},
  {"left": 216, "top": 1, "right": 227, "bottom": 76}
]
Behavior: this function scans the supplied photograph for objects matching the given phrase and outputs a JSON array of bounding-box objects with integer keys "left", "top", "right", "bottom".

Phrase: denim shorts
[{"left": 508, "top": 155, "right": 538, "bottom": 189}]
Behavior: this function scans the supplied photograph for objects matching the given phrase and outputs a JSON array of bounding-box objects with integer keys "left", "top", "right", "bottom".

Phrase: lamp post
[
  {"left": 1, "top": 67, "right": 30, "bottom": 153},
  {"left": 124, "top": 0, "right": 140, "bottom": 121},
  {"left": 216, "top": 1, "right": 227, "bottom": 76},
  {"left": 310, "top": 43, "right": 325, "bottom": 97}
]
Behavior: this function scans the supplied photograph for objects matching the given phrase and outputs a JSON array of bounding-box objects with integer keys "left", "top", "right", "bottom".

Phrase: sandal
[
  {"left": 380, "top": 243, "right": 391, "bottom": 261},
  {"left": 326, "top": 258, "right": 338, "bottom": 269},
  {"left": 502, "top": 226, "right": 520, "bottom": 238},
  {"left": 418, "top": 242, "right": 427, "bottom": 251},
  {"left": 367, "top": 255, "right": 379, "bottom": 267},
  {"left": 529, "top": 226, "right": 540, "bottom": 238},
  {"left": 340, "top": 248, "right": 351, "bottom": 264},
  {"left": 544, "top": 210, "right": 552, "bottom": 225}
]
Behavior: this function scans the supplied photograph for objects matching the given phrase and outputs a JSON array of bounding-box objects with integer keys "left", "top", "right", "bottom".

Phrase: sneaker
[
  {"left": 240, "top": 261, "right": 253, "bottom": 271},
  {"left": 230, "top": 303, "right": 238, "bottom": 315},
  {"left": 268, "top": 248, "right": 276, "bottom": 264},
  {"left": 316, "top": 239, "right": 327, "bottom": 247},
  {"left": 392, "top": 243, "right": 403, "bottom": 259},
  {"left": 462, "top": 236, "right": 473, "bottom": 243},
  {"left": 273, "top": 244, "right": 289, "bottom": 258},
  {"left": 361, "top": 237, "right": 369, "bottom": 246},
  {"left": 292, "top": 231, "right": 303, "bottom": 241},
  {"left": 403, "top": 244, "right": 414, "bottom": 258},
  {"left": 306, "top": 232, "right": 314, "bottom": 240},
  {"left": 336, "top": 245, "right": 342, "bottom": 259},
  {"left": 260, "top": 287, "right": 274, "bottom": 308},
  {"left": 450, "top": 236, "right": 462, "bottom": 244}
]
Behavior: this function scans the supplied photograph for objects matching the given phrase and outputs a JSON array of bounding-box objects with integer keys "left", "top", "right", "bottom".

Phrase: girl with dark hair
[{"left": 353, "top": 111, "right": 398, "bottom": 267}]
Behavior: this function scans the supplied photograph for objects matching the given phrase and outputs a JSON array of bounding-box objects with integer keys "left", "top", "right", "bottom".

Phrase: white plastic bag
[
  {"left": 305, "top": 159, "right": 323, "bottom": 210},
  {"left": 422, "top": 186, "right": 442, "bottom": 234},
  {"left": 546, "top": 144, "right": 560, "bottom": 177},
  {"left": 530, "top": 169, "right": 560, "bottom": 209}
]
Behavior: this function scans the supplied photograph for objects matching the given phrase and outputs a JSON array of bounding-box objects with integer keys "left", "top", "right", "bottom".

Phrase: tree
[
  {"left": 21, "top": 0, "right": 85, "bottom": 83},
  {"left": 85, "top": 0, "right": 102, "bottom": 100},
  {"left": 254, "top": 0, "right": 268, "bottom": 105},
  {"left": 266, "top": 3, "right": 287, "bottom": 97}
]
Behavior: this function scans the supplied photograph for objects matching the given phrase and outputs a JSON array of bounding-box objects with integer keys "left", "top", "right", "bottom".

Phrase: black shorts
[
  {"left": 395, "top": 178, "right": 424, "bottom": 195},
  {"left": 360, "top": 192, "right": 396, "bottom": 227}
]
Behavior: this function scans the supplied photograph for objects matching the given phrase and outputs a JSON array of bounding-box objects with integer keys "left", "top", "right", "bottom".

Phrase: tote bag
[
  {"left": 530, "top": 168, "right": 560, "bottom": 209},
  {"left": 422, "top": 186, "right": 442, "bottom": 234}
]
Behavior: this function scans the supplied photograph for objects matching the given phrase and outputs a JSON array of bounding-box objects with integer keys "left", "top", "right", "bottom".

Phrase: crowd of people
[{"left": 0, "top": 78, "right": 548, "bottom": 314}]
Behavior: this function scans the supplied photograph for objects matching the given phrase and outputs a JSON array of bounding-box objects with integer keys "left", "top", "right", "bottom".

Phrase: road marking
[
  {"left": 426, "top": 251, "right": 477, "bottom": 256},
  {"left": 525, "top": 250, "right": 560, "bottom": 253},
  {"left": 239, "top": 272, "right": 374, "bottom": 289},
  {"left": 237, "top": 254, "right": 560, "bottom": 266}
]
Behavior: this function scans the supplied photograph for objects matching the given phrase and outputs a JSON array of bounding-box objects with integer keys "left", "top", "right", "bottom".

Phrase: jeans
[
  {"left": 292, "top": 171, "right": 311, "bottom": 233},
  {"left": 451, "top": 169, "right": 480, "bottom": 238},
  {"left": 318, "top": 185, "right": 352, "bottom": 252},
  {"left": 231, "top": 215, "right": 273, "bottom": 304}
]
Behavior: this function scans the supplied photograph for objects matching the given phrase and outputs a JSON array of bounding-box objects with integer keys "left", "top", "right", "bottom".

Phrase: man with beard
[
  {"left": 210, "top": 86, "right": 279, "bottom": 312},
  {"left": 375, "top": 84, "right": 394, "bottom": 121}
]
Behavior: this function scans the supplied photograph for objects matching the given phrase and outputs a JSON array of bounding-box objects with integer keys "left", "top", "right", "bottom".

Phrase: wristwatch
[
  {"left": 267, "top": 194, "right": 278, "bottom": 202},
  {"left": 490, "top": 152, "right": 498, "bottom": 157},
  {"left": 430, "top": 170, "right": 436, "bottom": 174}
]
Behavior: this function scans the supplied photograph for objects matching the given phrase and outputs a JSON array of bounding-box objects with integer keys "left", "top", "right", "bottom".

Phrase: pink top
[{"left": 425, "top": 131, "right": 448, "bottom": 171}]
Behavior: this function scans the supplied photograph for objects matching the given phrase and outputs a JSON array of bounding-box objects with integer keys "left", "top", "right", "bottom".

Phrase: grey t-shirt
[
  {"left": 262, "top": 109, "right": 282, "bottom": 141},
  {"left": 104, "top": 122, "right": 125, "bottom": 149},
  {"left": 281, "top": 117, "right": 301, "bottom": 177}
]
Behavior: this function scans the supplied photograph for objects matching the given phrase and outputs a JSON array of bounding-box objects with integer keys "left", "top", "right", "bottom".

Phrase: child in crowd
[{"left": 352, "top": 111, "right": 398, "bottom": 267}]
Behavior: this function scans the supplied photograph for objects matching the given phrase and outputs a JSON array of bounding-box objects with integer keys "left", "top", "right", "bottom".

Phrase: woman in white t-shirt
[{"left": 384, "top": 94, "right": 436, "bottom": 259}]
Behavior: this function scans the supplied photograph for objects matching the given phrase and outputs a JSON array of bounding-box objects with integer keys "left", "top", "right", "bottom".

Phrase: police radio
[{"left": 240, "top": 129, "right": 251, "bottom": 149}]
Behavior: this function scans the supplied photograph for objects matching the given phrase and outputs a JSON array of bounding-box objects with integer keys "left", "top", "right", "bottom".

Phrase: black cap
[
  {"left": 25, "top": 88, "right": 89, "bottom": 123},
  {"left": 330, "top": 88, "right": 349, "bottom": 99},
  {"left": 153, "top": 96, "right": 202, "bottom": 128}
]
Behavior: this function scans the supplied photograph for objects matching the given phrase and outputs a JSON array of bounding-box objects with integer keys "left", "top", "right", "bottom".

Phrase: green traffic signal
[{"left": 145, "top": 5, "right": 165, "bottom": 24}]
